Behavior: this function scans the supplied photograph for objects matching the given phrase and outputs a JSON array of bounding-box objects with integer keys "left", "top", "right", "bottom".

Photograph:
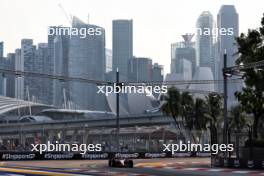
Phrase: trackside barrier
[
  {"left": 0, "top": 151, "right": 210, "bottom": 161},
  {"left": 211, "top": 157, "right": 264, "bottom": 169}
]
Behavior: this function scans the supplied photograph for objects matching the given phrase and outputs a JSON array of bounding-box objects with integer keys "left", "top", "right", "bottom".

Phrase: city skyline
[{"left": 1, "top": 0, "right": 264, "bottom": 74}]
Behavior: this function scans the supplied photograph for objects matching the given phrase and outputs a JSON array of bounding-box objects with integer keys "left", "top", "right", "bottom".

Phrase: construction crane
[{"left": 58, "top": 3, "right": 72, "bottom": 25}]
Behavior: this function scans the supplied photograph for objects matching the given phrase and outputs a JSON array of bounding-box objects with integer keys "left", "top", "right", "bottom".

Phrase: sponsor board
[{"left": 0, "top": 151, "right": 210, "bottom": 161}]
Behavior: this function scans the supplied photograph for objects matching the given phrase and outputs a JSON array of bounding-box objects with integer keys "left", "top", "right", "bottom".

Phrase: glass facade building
[
  {"left": 0, "top": 42, "right": 3, "bottom": 58},
  {"left": 68, "top": 17, "right": 108, "bottom": 111},
  {"left": 217, "top": 5, "right": 241, "bottom": 108},
  {"left": 171, "top": 34, "right": 196, "bottom": 77},
  {"left": 112, "top": 20, "right": 133, "bottom": 80},
  {"left": 53, "top": 30, "right": 70, "bottom": 107},
  {"left": 196, "top": 11, "right": 214, "bottom": 75}
]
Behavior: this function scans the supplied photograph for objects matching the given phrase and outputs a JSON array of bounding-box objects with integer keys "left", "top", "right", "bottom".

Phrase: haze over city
[
  {"left": 1, "top": 0, "right": 263, "bottom": 74},
  {"left": 0, "top": 0, "right": 264, "bottom": 175}
]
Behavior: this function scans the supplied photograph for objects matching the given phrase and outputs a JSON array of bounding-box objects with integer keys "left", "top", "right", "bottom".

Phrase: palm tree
[
  {"left": 181, "top": 91, "right": 194, "bottom": 120},
  {"left": 160, "top": 87, "right": 182, "bottom": 131},
  {"left": 230, "top": 105, "right": 247, "bottom": 131},
  {"left": 193, "top": 98, "right": 209, "bottom": 132},
  {"left": 229, "top": 105, "right": 247, "bottom": 158},
  {"left": 183, "top": 97, "right": 209, "bottom": 143},
  {"left": 206, "top": 93, "right": 223, "bottom": 145},
  {"left": 180, "top": 92, "right": 195, "bottom": 142},
  {"left": 235, "top": 14, "right": 264, "bottom": 139}
]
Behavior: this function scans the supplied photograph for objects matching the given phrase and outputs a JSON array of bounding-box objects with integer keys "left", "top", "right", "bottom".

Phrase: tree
[
  {"left": 181, "top": 92, "right": 195, "bottom": 142},
  {"left": 229, "top": 105, "right": 247, "bottom": 131},
  {"left": 161, "top": 88, "right": 221, "bottom": 144},
  {"left": 181, "top": 91, "right": 194, "bottom": 122},
  {"left": 235, "top": 14, "right": 264, "bottom": 139},
  {"left": 229, "top": 105, "right": 248, "bottom": 157},
  {"left": 206, "top": 93, "right": 223, "bottom": 145},
  {"left": 193, "top": 98, "right": 210, "bottom": 133},
  {"left": 160, "top": 87, "right": 182, "bottom": 131},
  {"left": 183, "top": 97, "right": 209, "bottom": 143}
]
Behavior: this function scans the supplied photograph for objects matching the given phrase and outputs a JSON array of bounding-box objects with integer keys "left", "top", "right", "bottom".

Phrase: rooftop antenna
[{"left": 87, "top": 13, "right": 90, "bottom": 24}]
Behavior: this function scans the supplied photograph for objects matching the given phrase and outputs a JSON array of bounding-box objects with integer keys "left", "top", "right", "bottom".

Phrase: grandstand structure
[{"left": 0, "top": 96, "right": 53, "bottom": 123}]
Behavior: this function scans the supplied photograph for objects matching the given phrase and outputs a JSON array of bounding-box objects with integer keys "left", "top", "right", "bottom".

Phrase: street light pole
[
  {"left": 223, "top": 51, "right": 228, "bottom": 158},
  {"left": 116, "top": 68, "right": 120, "bottom": 152}
]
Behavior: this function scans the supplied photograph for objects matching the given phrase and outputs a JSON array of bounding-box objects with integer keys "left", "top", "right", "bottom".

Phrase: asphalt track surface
[{"left": 0, "top": 158, "right": 263, "bottom": 175}]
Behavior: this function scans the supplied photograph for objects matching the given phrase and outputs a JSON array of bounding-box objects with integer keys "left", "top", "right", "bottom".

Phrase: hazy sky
[{"left": 1, "top": 0, "right": 263, "bottom": 74}]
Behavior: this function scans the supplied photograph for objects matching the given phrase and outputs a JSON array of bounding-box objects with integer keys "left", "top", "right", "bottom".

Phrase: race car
[{"left": 108, "top": 158, "right": 134, "bottom": 168}]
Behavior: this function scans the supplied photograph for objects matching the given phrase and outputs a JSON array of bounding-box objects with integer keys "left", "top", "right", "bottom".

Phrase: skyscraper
[
  {"left": 0, "top": 42, "right": 3, "bottom": 58},
  {"left": 0, "top": 53, "right": 15, "bottom": 98},
  {"left": 0, "top": 42, "right": 5, "bottom": 95},
  {"left": 68, "top": 16, "right": 108, "bottom": 110},
  {"left": 152, "top": 63, "right": 164, "bottom": 82},
  {"left": 196, "top": 11, "right": 214, "bottom": 74},
  {"left": 106, "top": 49, "right": 112, "bottom": 73},
  {"left": 6, "top": 53, "right": 15, "bottom": 98},
  {"left": 217, "top": 5, "right": 241, "bottom": 107},
  {"left": 112, "top": 19, "right": 133, "bottom": 80},
  {"left": 15, "top": 49, "right": 23, "bottom": 99},
  {"left": 15, "top": 40, "right": 51, "bottom": 103},
  {"left": 0, "top": 57, "right": 7, "bottom": 96},
  {"left": 53, "top": 33, "right": 70, "bottom": 107},
  {"left": 35, "top": 43, "right": 50, "bottom": 104},
  {"left": 171, "top": 34, "right": 196, "bottom": 77},
  {"left": 20, "top": 39, "right": 36, "bottom": 101},
  {"left": 46, "top": 26, "right": 59, "bottom": 105},
  {"left": 128, "top": 57, "right": 152, "bottom": 82}
]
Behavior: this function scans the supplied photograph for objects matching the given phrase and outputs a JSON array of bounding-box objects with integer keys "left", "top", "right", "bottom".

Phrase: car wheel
[
  {"left": 109, "top": 159, "right": 115, "bottom": 167},
  {"left": 125, "top": 160, "right": 133, "bottom": 168}
]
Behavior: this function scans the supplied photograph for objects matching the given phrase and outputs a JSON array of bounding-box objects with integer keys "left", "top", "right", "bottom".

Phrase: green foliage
[
  {"left": 229, "top": 105, "right": 247, "bottom": 131},
  {"left": 245, "top": 139, "right": 264, "bottom": 148},
  {"left": 183, "top": 96, "right": 209, "bottom": 132},
  {"left": 206, "top": 93, "right": 222, "bottom": 126},
  {"left": 161, "top": 88, "right": 222, "bottom": 144},
  {"left": 235, "top": 14, "right": 264, "bottom": 139},
  {"left": 205, "top": 93, "right": 223, "bottom": 144},
  {"left": 160, "top": 87, "right": 182, "bottom": 130}
]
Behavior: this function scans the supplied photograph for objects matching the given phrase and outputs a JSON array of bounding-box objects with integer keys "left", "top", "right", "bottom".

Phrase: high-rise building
[
  {"left": 46, "top": 26, "right": 60, "bottom": 105},
  {"left": 53, "top": 33, "right": 70, "bottom": 107},
  {"left": 171, "top": 34, "right": 196, "bottom": 76},
  {"left": 152, "top": 63, "right": 164, "bottom": 82},
  {"left": 0, "top": 42, "right": 3, "bottom": 58},
  {"left": 6, "top": 53, "right": 15, "bottom": 98},
  {"left": 129, "top": 57, "right": 152, "bottom": 82},
  {"left": 106, "top": 49, "right": 112, "bottom": 73},
  {"left": 189, "top": 67, "right": 215, "bottom": 92},
  {"left": 0, "top": 57, "right": 7, "bottom": 96},
  {"left": 0, "top": 42, "right": 5, "bottom": 95},
  {"left": 48, "top": 26, "right": 71, "bottom": 106},
  {"left": 15, "top": 49, "right": 23, "bottom": 99},
  {"left": 128, "top": 57, "right": 163, "bottom": 82},
  {"left": 179, "top": 59, "right": 192, "bottom": 80},
  {"left": 68, "top": 16, "right": 108, "bottom": 111},
  {"left": 217, "top": 5, "right": 241, "bottom": 107},
  {"left": 0, "top": 53, "right": 16, "bottom": 98},
  {"left": 196, "top": 11, "right": 214, "bottom": 74},
  {"left": 20, "top": 39, "right": 36, "bottom": 101},
  {"left": 112, "top": 19, "right": 133, "bottom": 80},
  {"left": 15, "top": 40, "right": 51, "bottom": 103},
  {"left": 34, "top": 43, "right": 50, "bottom": 104}
]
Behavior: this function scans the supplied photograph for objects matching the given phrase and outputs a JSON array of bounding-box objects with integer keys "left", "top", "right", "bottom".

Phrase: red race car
[{"left": 108, "top": 158, "right": 134, "bottom": 168}]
